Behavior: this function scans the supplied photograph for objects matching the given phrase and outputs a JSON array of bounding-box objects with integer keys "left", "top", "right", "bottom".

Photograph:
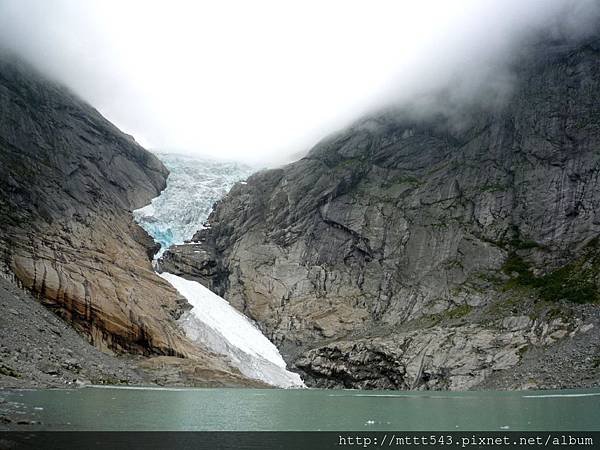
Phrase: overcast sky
[{"left": 0, "top": 0, "right": 598, "bottom": 165}]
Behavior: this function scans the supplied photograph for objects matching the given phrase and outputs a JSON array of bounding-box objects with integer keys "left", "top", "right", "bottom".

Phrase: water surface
[{"left": 2, "top": 386, "right": 599, "bottom": 431}]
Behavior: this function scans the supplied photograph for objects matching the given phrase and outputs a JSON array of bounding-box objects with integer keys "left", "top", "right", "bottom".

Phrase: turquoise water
[{"left": 1, "top": 386, "right": 599, "bottom": 431}]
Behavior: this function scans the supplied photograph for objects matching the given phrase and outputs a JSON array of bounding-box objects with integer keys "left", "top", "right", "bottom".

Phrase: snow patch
[{"left": 159, "top": 272, "right": 304, "bottom": 388}]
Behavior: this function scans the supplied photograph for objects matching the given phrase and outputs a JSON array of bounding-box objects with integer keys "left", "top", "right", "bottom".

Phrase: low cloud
[{"left": 0, "top": 0, "right": 598, "bottom": 165}]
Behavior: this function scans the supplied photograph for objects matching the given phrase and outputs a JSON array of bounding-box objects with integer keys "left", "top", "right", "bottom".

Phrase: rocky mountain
[
  {"left": 0, "top": 53, "right": 191, "bottom": 356},
  {"left": 0, "top": 272, "right": 269, "bottom": 390},
  {"left": 161, "top": 36, "right": 600, "bottom": 389},
  {"left": 0, "top": 53, "right": 263, "bottom": 388}
]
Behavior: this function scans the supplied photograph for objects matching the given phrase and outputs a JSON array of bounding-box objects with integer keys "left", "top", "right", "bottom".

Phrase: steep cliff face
[
  {"left": 161, "top": 37, "right": 600, "bottom": 389},
  {"left": 0, "top": 54, "right": 192, "bottom": 356}
]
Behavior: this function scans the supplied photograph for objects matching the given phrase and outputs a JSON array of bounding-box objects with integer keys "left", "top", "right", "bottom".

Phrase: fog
[{"left": 0, "top": 0, "right": 598, "bottom": 166}]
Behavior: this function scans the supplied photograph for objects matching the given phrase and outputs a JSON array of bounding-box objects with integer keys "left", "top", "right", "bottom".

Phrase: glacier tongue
[
  {"left": 135, "top": 153, "right": 303, "bottom": 388},
  {"left": 159, "top": 272, "right": 304, "bottom": 388},
  {"left": 134, "top": 153, "right": 253, "bottom": 254}
]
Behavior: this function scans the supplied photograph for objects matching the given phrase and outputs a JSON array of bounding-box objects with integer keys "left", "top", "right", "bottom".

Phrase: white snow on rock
[{"left": 159, "top": 272, "right": 304, "bottom": 388}]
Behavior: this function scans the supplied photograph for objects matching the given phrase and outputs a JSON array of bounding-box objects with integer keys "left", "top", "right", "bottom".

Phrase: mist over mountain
[
  {"left": 0, "top": 0, "right": 598, "bottom": 165},
  {"left": 161, "top": 31, "right": 600, "bottom": 390}
]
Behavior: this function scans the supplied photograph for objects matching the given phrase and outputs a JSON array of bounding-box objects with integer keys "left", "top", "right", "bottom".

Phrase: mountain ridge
[
  {"left": 0, "top": 51, "right": 190, "bottom": 356},
  {"left": 0, "top": 53, "right": 268, "bottom": 389},
  {"left": 161, "top": 34, "right": 600, "bottom": 389}
]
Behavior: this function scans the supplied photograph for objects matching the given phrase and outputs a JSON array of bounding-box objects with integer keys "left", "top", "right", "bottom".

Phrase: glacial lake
[{"left": 1, "top": 386, "right": 600, "bottom": 431}]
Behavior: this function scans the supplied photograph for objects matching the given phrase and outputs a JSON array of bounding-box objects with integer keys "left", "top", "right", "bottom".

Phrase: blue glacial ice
[{"left": 134, "top": 153, "right": 254, "bottom": 255}]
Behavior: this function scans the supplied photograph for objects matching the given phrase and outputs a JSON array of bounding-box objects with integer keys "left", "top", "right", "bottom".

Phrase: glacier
[
  {"left": 134, "top": 153, "right": 304, "bottom": 388},
  {"left": 134, "top": 153, "right": 253, "bottom": 254}
]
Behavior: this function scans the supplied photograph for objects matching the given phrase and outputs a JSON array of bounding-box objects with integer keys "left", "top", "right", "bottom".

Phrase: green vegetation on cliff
[{"left": 502, "top": 238, "right": 600, "bottom": 304}]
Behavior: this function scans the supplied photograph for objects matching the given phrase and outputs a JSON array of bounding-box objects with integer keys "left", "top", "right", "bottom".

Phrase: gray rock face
[
  {"left": 161, "top": 36, "right": 600, "bottom": 389},
  {"left": 296, "top": 312, "right": 596, "bottom": 390},
  {"left": 0, "top": 275, "right": 147, "bottom": 388},
  {"left": 0, "top": 275, "right": 266, "bottom": 392},
  {"left": 0, "top": 53, "right": 287, "bottom": 388},
  {"left": 0, "top": 54, "right": 192, "bottom": 356}
]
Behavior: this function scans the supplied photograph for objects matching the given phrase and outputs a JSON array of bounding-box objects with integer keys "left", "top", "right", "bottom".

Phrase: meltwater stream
[{"left": 134, "top": 153, "right": 303, "bottom": 388}]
